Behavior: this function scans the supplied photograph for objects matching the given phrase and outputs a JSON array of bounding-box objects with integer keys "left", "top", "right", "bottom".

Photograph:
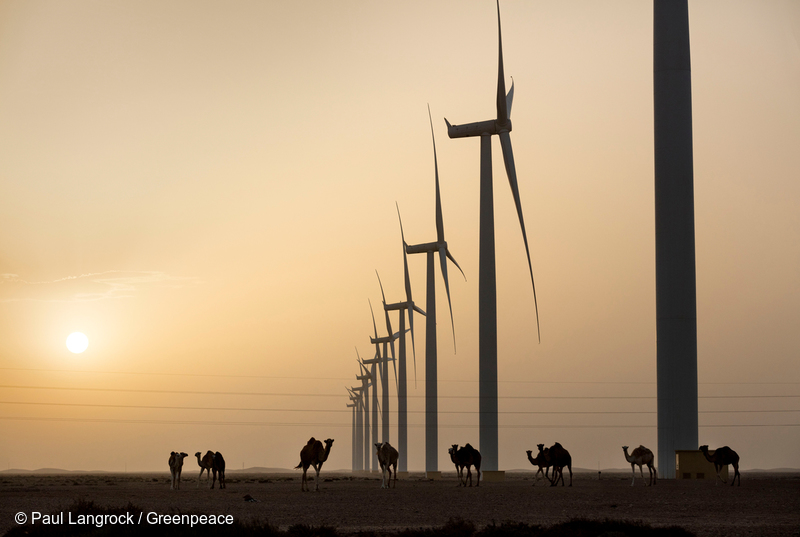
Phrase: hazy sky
[{"left": 1, "top": 0, "right": 798, "bottom": 473}]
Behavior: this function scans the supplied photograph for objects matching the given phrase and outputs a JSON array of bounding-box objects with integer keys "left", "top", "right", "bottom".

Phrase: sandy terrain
[{"left": 1, "top": 470, "right": 798, "bottom": 536}]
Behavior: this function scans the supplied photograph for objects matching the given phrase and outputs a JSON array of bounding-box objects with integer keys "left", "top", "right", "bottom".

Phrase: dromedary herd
[{"left": 166, "top": 440, "right": 742, "bottom": 491}]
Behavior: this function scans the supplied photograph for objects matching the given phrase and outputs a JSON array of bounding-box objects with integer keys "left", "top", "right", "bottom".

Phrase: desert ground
[{"left": 1, "top": 470, "right": 798, "bottom": 536}]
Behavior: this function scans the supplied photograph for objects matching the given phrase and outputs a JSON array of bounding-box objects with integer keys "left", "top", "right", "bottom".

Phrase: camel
[
  {"left": 622, "top": 445, "right": 657, "bottom": 486},
  {"left": 295, "top": 437, "right": 334, "bottom": 492},
  {"left": 525, "top": 444, "right": 551, "bottom": 486},
  {"left": 448, "top": 444, "right": 466, "bottom": 485},
  {"left": 375, "top": 442, "right": 398, "bottom": 489},
  {"left": 453, "top": 443, "right": 481, "bottom": 487},
  {"left": 168, "top": 451, "right": 188, "bottom": 490},
  {"left": 211, "top": 451, "right": 226, "bottom": 489},
  {"left": 546, "top": 442, "right": 572, "bottom": 487},
  {"left": 195, "top": 451, "right": 214, "bottom": 488},
  {"left": 700, "top": 445, "right": 741, "bottom": 486}
]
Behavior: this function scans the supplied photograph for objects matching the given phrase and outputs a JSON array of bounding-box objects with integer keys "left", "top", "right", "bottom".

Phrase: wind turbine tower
[
  {"left": 406, "top": 107, "right": 465, "bottom": 476},
  {"left": 654, "top": 0, "right": 698, "bottom": 479},
  {"left": 445, "top": 0, "right": 540, "bottom": 474}
]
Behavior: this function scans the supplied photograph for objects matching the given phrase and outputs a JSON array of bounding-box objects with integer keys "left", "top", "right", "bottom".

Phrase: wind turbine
[
  {"left": 368, "top": 296, "right": 399, "bottom": 445},
  {"left": 405, "top": 106, "right": 466, "bottom": 475},
  {"left": 444, "top": 0, "right": 540, "bottom": 473},
  {"left": 346, "top": 400, "right": 357, "bottom": 471},
  {"left": 355, "top": 356, "right": 374, "bottom": 472},
  {"left": 347, "top": 386, "right": 364, "bottom": 471},
  {"left": 380, "top": 228, "right": 425, "bottom": 474},
  {"left": 357, "top": 348, "right": 381, "bottom": 472}
]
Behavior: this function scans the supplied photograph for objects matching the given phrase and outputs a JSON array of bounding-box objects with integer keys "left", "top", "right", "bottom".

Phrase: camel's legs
[
  {"left": 639, "top": 464, "right": 645, "bottom": 485},
  {"left": 314, "top": 464, "right": 321, "bottom": 492},
  {"left": 630, "top": 464, "right": 636, "bottom": 486}
]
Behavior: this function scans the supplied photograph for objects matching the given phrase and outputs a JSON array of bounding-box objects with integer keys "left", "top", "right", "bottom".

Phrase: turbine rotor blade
[
  {"left": 377, "top": 271, "right": 394, "bottom": 337},
  {"left": 369, "top": 299, "right": 378, "bottom": 339},
  {"left": 408, "top": 307, "right": 417, "bottom": 388},
  {"left": 499, "top": 130, "right": 540, "bottom": 342},
  {"left": 439, "top": 246, "right": 457, "bottom": 352},
  {"left": 506, "top": 76, "right": 514, "bottom": 118},
  {"left": 396, "top": 203, "right": 413, "bottom": 304},
  {"left": 429, "top": 105, "right": 446, "bottom": 244},
  {"left": 496, "top": 0, "right": 509, "bottom": 125}
]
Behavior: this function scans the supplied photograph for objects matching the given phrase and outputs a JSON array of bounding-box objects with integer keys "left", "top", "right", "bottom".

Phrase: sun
[{"left": 66, "top": 332, "right": 89, "bottom": 354}]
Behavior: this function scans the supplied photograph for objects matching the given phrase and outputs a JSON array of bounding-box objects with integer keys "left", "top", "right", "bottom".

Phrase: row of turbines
[
  {"left": 346, "top": 0, "right": 698, "bottom": 480},
  {"left": 346, "top": 0, "right": 538, "bottom": 478}
]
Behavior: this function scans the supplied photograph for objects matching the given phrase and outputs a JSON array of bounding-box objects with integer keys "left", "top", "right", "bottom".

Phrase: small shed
[{"left": 675, "top": 450, "right": 727, "bottom": 480}]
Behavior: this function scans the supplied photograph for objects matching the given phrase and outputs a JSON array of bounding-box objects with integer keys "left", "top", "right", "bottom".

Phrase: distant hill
[{"left": 227, "top": 467, "right": 294, "bottom": 474}]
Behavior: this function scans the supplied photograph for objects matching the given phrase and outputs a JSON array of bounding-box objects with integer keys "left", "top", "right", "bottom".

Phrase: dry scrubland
[{"left": 1, "top": 471, "right": 798, "bottom": 536}]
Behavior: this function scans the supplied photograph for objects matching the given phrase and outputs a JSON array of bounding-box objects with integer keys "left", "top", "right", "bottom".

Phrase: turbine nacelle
[{"left": 444, "top": 118, "right": 512, "bottom": 139}]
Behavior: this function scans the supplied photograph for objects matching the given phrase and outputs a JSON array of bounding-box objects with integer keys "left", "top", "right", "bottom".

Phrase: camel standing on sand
[
  {"left": 295, "top": 437, "right": 334, "bottom": 492},
  {"left": 547, "top": 442, "right": 572, "bottom": 487},
  {"left": 700, "top": 445, "right": 741, "bottom": 486},
  {"left": 211, "top": 451, "right": 226, "bottom": 489},
  {"left": 375, "top": 442, "right": 398, "bottom": 489},
  {"left": 526, "top": 444, "right": 551, "bottom": 486},
  {"left": 195, "top": 451, "right": 214, "bottom": 488},
  {"left": 622, "top": 445, "right": 657, "bottom": 486},
  {"left": 453, "top": 443, "right": 481, "bottom": 487},
  {"left": 168, "top": 451, "right": 188, "bottom": 490},
  {"left": 449, "top": 445, "right": 465, "bottom": 485}
]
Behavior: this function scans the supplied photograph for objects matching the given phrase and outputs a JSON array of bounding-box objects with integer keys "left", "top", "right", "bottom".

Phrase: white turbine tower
[
  {"left": 406, "top": 106, "right": 466, "bottom": 477},
  {"left": 379, "top": 238, "right": 425, "bottom": 475},
  {"left": 445, "top": 0, "right": 540, "bottom": 475}
]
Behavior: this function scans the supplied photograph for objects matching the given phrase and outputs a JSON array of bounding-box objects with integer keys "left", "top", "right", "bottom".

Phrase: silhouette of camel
[
  {"left": 168, "top": 451, "right": 188, "bottom": 490},
  {"left": 195, "top": 451, "right": 214, "bottom": 488},
  {"left": 211, "top": 451, "right": 226, "bottom": 489},
  {"left": 526, "top": 444, "right": 551, "bottom": 486},
  {"left": 453, "top": 443, "right": 481, "bottom": 487},
  {"left": 295, "top": 437, "right": 334, "bottom": 492},
  {"left": 700, "top": 445, "right": 740, "bottom": 486},
  {"left": 375, "top": 442, "right": 399, "bottom": 489},
  {"left": 546, "top": 442, "right": 572, "bottom": 487},
  {"left": 622, "top": 445, "right": 657, "bottom": 486},
  {"left": 448, "top": 444, "right": 466, "bottom": 485}
]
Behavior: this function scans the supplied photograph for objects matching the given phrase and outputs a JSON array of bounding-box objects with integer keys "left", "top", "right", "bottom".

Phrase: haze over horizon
[{"left": 1, "top": 0, "right": 798, "bottom": 473}]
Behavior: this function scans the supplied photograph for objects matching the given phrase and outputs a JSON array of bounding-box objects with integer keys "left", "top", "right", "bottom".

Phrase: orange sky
[{"left": 1, "top": 0, "right": 798, "bottom": 473}]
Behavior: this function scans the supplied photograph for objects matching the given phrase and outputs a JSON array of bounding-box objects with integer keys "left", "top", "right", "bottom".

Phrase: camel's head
[
  {"left": 448, "top": 445, "right": 459, "bottom": 456},
  {"left": 526, "top": 450, "right": 532, "bottom": 456},
  {"left": 324, "top": 438, "right": 334, "bottom": 448},
  {"left": 195, "top": 452, "right": 201, "bottom": 458},
  {"left": 699, "top": 445, "right": 709, "bottom": 453},
  {"left": 536, "top": 443, "right": 544, "bottom": 452},
  {"left": 622, "top": 446, "right": 629, "bottom": 451}
]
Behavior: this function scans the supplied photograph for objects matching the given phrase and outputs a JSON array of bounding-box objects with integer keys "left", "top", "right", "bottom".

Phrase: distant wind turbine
[
  {"left": 368, "top": 296, "right": 399, "bottom": 444},
  {"left": 355, "top": 355, "right": 374, "bottom": 472},
  {"left": 444, "top": 0, "right": 540, "bottom": 473},
  {"left": 380, "top": 226, "right": 425, "bottom": 474},
  {"left": 406, "top": 106, "right": 466, "bottom": 475},
  {"left": 357, "top": 347, "right": 382, "bottom": 472},
  {"left": 347, "top": 386, "right": 364, "bottom": 471}
]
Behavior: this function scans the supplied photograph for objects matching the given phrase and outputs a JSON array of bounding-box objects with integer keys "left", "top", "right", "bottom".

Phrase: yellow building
[{"left": 675, "top": 450, "right": 728, "bottom": 480}]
